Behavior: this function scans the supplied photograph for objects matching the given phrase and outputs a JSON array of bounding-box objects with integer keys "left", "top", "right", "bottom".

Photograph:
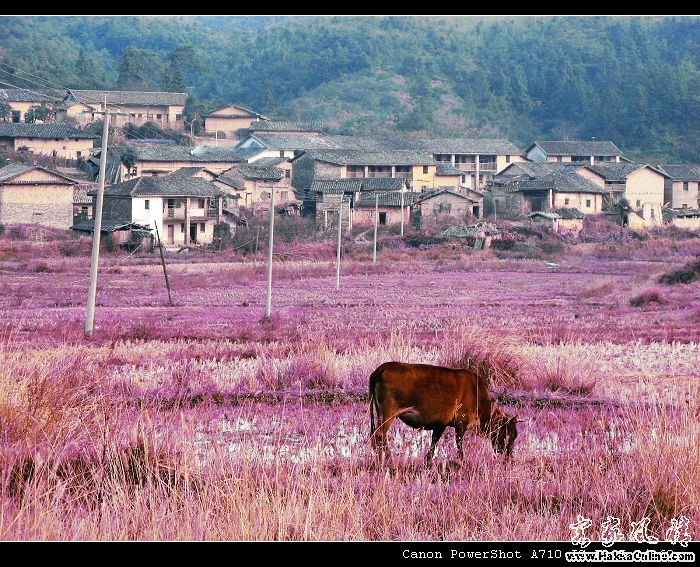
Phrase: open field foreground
[{"left": 0, "top": 234, "right": 698, "bottom": 540}]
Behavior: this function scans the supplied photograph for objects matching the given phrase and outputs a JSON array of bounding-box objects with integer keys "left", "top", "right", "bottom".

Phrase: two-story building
[
  {"left": 0, "top": 123, "right": 96, "bottom": 160},
  {"left": 93, "top": 172, "right": 225, "bottom": 246},
  {"left": 0, "top": 164, "right": 78, "bottom": 228},
  {"left": 577, "top": 163, "right": 667, "bottom": 225},
  {"left": 291, "top": 149, "right": 439, "bottom": 192},
  {"left": 525, "top": 140, "right": 623, "bottom": 164},
  {"left": 202, "top": 105, "right": 268, "bottom": 138},
  {"left": 0, "top": 88, "right": 63, "bottom": 123},
  {"left": 212, "top": 163, "right": 293, "bottom": 213},
  {"left": 657, "top": 165, "right": 700, "bottom": 210},
  {"left": 56, "top": 90, "right": 187, "bottom": 130},
  {"left": 94, "top": 145, "right": 245, "bottom": 182}
]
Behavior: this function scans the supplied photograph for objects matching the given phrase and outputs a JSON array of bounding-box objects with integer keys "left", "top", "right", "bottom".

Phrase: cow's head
[{"left": 489, "top": 406, "right": 520, "bottom": 458}]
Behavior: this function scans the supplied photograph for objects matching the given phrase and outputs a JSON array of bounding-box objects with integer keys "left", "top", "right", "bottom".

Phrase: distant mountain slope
[{"left": 0, "top": 16, "right": 698, "bottom": 161}]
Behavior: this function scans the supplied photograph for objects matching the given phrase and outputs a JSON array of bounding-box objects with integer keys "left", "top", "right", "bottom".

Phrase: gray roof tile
[
  {"left": 235, "top": 164, "right": 284, "bottom": 181},
  {"left": 249, "top": 121, "right": 324, "bottom": 132},
  {"left": 0, "top": 123, "right": 96, "bottom": 139},
  {"left": 656, "top": 164, "right": 700, "bottom": 181},
  {"left": 531, "top": 140, "right": 622, "bottom": 156},
  {"left": 96, "top": 174, "right": 224, "bottom": 198},
  {"left": 307, "top": 149, "right": 436, "bottom": 166},
  {"left": 68, "top": 89, "right": 187, "bottom": 106}
]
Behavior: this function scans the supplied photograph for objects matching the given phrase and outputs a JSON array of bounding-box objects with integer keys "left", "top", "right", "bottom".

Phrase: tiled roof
[
  {"left": 68, "top": 89, "right": 187, "bottom": 106},
  {"left": 249, "top": 121, "right": 324, "bottom": 132},
  {"left": 72, "top": 219, "right": 152, "bottom": 232},
  {"left": 166, "top": 167, "right": 210, "bottom": 178},
  {"left": 235, "top": 164, "right": 284, "bottom": 181},
  {"left": 95, "top": 174, "right": 224, "bottom": 198},
  {"left": 215, "top": 175, "right": 246, "bottom": 190},
  {"left": 663, "top": 207, "right": 700, "bottom": 221},
  {"left": 584, "top": 162, "right": 658, "bottom": 181},
  {"left": 361, "top": 178, "right": 407, "bottom": 191},
  {"left": 656, "top": 165, "right": 700, "bottom": 181},
  {"left": 356, "top": 191, "right": 419, "bottom": 207},
  {"left": 436, "top": 163, "right": 464, "bottom": 176},
  {"left": 530, "top": 140, "right": 622, "bottom": 156},
  {"left": 307, "top": 149, "right": 436, "bottom": 166},
  {"left": 413, "top": 189, "right": 474, "bottom": 204},
  {"left": 507, "top": 171, "right": 606, "bottom": 194},
  {"left": 0, "top": 123, "right": 96, "bottom": 139},
  {"left": 310, "top": 179, "right": 363, "bottom": 193},
  {"left": 496, "top": 161, "right": 581, "bottom": 179},
  {"left": 0, "top": 88, "right": 64, "bottom": 103},
  {"left": 387, "top": 138, "right": 522, "bottom": 155},
  {"left": 0, "top": 163, "right": 33, "bottom": 182},
  {"left": 249, "top": 156, "right": 287, "bottom": 167},
  {"left": 529, "top": 211, "right": 560, "bottom": 220},
  {"left": 249, "top": 133, "right": 344, "bottom": 151},
  {"left": 122, "top": 145, "right": 243, "bottom": 163},
  {"left": 554, "top": 207, "right": 585, "bottom": 219}
]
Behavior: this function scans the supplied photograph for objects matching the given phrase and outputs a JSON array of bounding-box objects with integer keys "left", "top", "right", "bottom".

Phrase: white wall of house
[
  {"left": 131, "top": 196, "right": 164, "bottom": 240},
  {"left": 552, "top": 192, "right": 602, "bottom": 214}
]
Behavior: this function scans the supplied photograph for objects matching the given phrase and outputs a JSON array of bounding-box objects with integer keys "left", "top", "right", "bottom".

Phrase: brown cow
[{"left": 369, "top": 361, "right": 519, "bottom": 465}]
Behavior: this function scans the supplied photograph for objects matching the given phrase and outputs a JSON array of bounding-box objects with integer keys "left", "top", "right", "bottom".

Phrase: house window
[
  {"left": 145, "top": 199, "right": 150, "bottom": 210},
  {"left": 75, "top": 138, "right": 80, "bottom": 142},
  {"left": 180, "top": 223, "right": 185, "bottom": 233},
  {"left": 683, "top": 204, "right": 688, "bottom": 208},
  {"left": 586, "top": 199, "right": 591, "bottom": 208},
  {"left": 198, "top": 199, "right": 205, "bottom": 208},
  {"left": 651, "top": 208, "right": 655, "bottom": 219},
  {"left": 683, "top": 182, "right": 689, "bottom": 191},
  {"left": 76, "top": 151, "right": 81, "bottom": 158},
  {"left": 200, "top": 223, "right": 206, "bottom": 232},
  {"left": 505, "top": 155, "right": 511, "bottom": 163},
  {"left": 422, "top": 166, "right": 429, "bottom": 174},
  {"left": 564, "top": 198, "right": 570, "bottom": 205},
  {"left": 156, "top": 114, "right": 162, "bottom": 120},
  {"left": 81, "top": 206, "right": 88, "bottom": 214},
  {"left": 280, "top": 151, "right": 285, "bottom": 158},
  {"left": 176, "top": 114, "right": 183, "bottom": 121},
  {"left": 280, "top": 191, "right": 288, "bottom": 200},
  {"left": 138, "top": 114, "right": 142, "bottom": 119},
  {"left": 557, "top": 156, "right": 562, "bottom": 162},
  {"left": 636, "top": 200, "right": 641, "bottom": 208},
  {"left": 285, "top": 170, "right": 290, "bottom": 178}
]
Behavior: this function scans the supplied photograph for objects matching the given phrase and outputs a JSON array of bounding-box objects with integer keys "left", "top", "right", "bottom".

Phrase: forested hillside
[{"left": 1, "top": 16, "right": 698, "bottom": 161}]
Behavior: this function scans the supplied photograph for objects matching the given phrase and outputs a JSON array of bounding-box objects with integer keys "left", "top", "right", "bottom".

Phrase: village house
[
  {"left": 657, "top": 165, "right": 700, "bottom": 210},
  {"left": 662, "top": 208, "right": 700, "bottom": 231},
  {"left": 93, "top": 145, "right": 244, "bottom": 182},
  {"left": 0, "top": 163, "right": 78, "bottom": 228},
  {"left": 435, "top": 163, "right": 463, "bottom": 191},
  {"left": 577, "top": 163, "right": 667, "bottom": 226},
  {"left": 354, "top": 189, "right": 418, "bottom": 227},
  {"left": 212, "top": 163, "right": 294, "bottom": 213},
  {"left": 0, "top": 123, "right": 95, "bottom": 160},
  {"left": 291, "top": 149, "right": 440, "bottom": 192},
  {"left": 71, "top": 219, "right": 154, "bottom": 252},
  {"left": 202, "top": 105, "right": 268, "bottom": 138},
  {"left": 529, "top": 207, "right": 585, "bottom": 233},
  {"left": 492, "top": 167, "right": 606, "bottom": 217},
  {"left": 0, "top": 88, "right": 63, "bottom": 123},
  {"left": 235, "top": 132, "right": 342, "bottom": 161},
  {"left": 56, "top": 90, "right": 187, "bottom": 130},
  {"left": 411, "top": 189, "right": 477, "bottom": 230},
  {"left": 73, "top": 183, "right": 96, "bottom": 225},
  {"left": 525, "top": 140, "right": 623, "bottom": 164},
  {"left": 91, "top": 172, "right": 225, "bottom": 247},
  {"left": 305, "top": 177, "right": 411, "bottom": 228}
]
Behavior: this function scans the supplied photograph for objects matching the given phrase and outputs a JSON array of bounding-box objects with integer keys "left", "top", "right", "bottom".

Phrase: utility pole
[
  {"left": 85, "top": 96, "right": 110, "bottom": 338},
  {"left": 264, "top": 187, "right": 275, "bottom": 320},
  {"left": 372, "top": 192, "right": 379, "bottom": 264},
  {"left": 153, "top": 222, "right": 173, "bottom": 306},
  {"left": 335, "top": 198, "right": 343, "bottom": 291},
  {"left": 400, "top": 186, "right": 405, "bottom": 237}
]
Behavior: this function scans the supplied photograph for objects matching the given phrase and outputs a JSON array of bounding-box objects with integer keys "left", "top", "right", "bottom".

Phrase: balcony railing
[
  {"left": 604, "top": 183, "right": 626, "bottom": 192},
  {"left": 367, "top": 171, "right": 392, "bottom": 178},
  {"left": 479, "top": 162, "right": 497, "bottom": 171},
  {"left": 347, "top": 171, "right": 365, "bottom": 178}
]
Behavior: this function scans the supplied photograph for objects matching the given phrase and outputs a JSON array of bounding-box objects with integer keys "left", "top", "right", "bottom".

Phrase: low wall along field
[{"left": 0, "top": 225, "right": 698, "bottom": 540}]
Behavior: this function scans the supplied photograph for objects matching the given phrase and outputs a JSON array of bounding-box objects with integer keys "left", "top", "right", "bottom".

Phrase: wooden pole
[
  {"left": 372, "top": 192, "right": 378, "bottom": 264},
  {"left": 335, "top": 199, "right": 342, "bottom": 291},
  {"left": 255, "top": 227, "right": 260, "bottom": 256},
  {"left": 84, "top": 97, "right": 110, "bottom": 338},
  {"left": 264, "top": 187, "right": 275, "bottom": 319},
  {"left": 153, "top": 222, "right": 173, "bottom": 306},
  {"left": 400, "top": 187, "right": 405, "bottom": 237}
]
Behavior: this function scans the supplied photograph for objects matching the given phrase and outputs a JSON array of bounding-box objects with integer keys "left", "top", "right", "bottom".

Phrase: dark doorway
[
  {"left": 11, "top": 111, "right": 20, "bottom": 123},
  {"left": 190, "top": 224, "right": 197, "bottom": 243},
  {"left": 473, "top": 206, "right": 480, "bottom": 218},
  {"left": 379, "top": 212, "right": 387, "bottom": 225}
]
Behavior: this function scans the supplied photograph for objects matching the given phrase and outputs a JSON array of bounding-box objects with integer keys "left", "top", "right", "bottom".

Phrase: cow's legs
[
  {"left": 425, "top": 427, "right": 446, "bottom": 466},
  {"left": 371, "top": 413, "right": 395, "bottom": 465},
  {"left": 455, "top": 424, "right": 465, "bottom": 461}
]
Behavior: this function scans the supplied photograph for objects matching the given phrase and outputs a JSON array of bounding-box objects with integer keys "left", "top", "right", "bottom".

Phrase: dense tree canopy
[{"left": 0, "top": 16, "right": 698, "bottom": 161}]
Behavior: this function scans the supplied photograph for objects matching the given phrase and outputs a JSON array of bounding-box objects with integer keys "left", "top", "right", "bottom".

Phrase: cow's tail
[{"left": 368, "top": 363, "right": 387, "bottom": 446}]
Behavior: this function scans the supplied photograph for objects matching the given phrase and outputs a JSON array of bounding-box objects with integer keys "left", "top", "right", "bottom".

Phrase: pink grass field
[{"left": 0, "top": 232, "right": 698, "bottom": 540}]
